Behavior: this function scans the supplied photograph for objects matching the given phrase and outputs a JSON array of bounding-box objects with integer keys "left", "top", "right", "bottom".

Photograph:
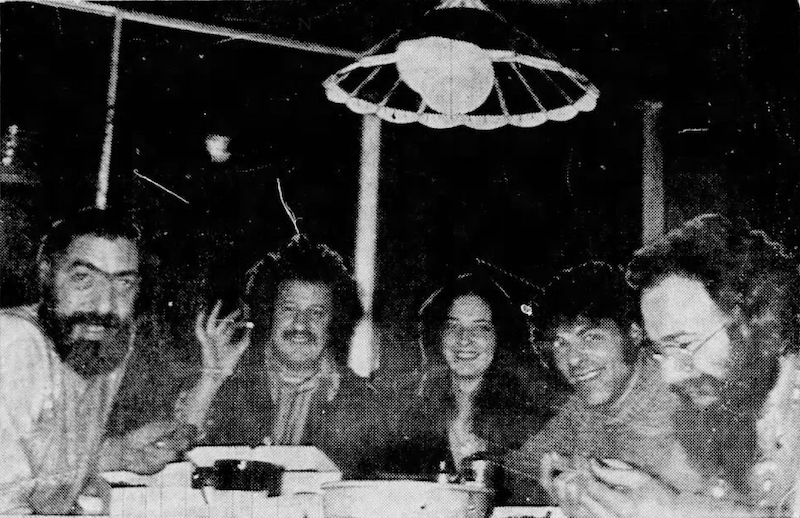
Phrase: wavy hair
[
  {"left": 243, "top": 236, "right": 363, "bottom": 366},
  {"left": 626, "top": 213, "right": 800, "bottom": 496},
  {"left": 418, "top": 273, "right": 535, "bottom": 449},
  {"left": 538, "top": 261, "right": 641, "bottom": 365}
]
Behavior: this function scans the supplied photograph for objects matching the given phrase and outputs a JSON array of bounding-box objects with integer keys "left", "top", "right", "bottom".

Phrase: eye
[
  {"left": 114, "top": 276, "right": 139, "bottom": 291},
  {"left": 310, "top": 307, "right": 327, "bottom": 319},
  {"left": 583, "top": 331, "right": 607, "bottom": 342},
  {"left": 69, "top": 270, "right": 93, "bottom": 288},
  {"left": 443, "top": 323, "right": 460, "bottom": 335},
  {"left": 552, "top": 338, "right": 567, "bottom": 350}
]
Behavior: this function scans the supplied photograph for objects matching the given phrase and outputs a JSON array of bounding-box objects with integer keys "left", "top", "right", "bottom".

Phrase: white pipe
[
  {"left": 349, "top": 115, "right": 382, "bottom": 377},
  {"left": 29, "top": 0, "right": 359, "bottom": 59},
  {"left": 641, "top": 100, "right": 665, "bottom": 244},
  {"left": 95, "top": 13, "right": 122, "bottom": 210}
]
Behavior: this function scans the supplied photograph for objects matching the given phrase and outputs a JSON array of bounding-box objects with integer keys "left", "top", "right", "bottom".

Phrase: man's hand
[
  {"left": 575, "top": 458, "right": 679, "bottom": 518},
  {"left": 540, "top": 451, "right": 574, "bottom": 500},
  {"left": 117, "top": 421, "right": 198, "bottom": 475},
  {"left": 195, "top": 301, "right": 251, "bottom": 377}
]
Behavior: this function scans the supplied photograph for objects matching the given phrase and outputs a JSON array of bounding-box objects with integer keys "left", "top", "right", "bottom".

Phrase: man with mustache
[
  {"left": 179, "top": 236, "right": 383, "bottom": 478},
  {"left": 558, "top": 214, "right": 800, "bottom": 517},
  {"left": 0, "top": 208, "right": 190, "bottom": 514},
  {"left": 505, "top": 262, "right": 677, "bottom": 510}
]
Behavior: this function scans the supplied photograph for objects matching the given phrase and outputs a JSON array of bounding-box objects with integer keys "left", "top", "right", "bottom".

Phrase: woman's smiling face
[{"left": 441, "top": 294, "right": 497, "bottom": 382}]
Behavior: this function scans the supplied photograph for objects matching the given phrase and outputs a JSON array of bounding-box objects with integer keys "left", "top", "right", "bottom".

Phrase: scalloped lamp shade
[{"left": 324, "top": 0, "right": 599, "bottom": 130}]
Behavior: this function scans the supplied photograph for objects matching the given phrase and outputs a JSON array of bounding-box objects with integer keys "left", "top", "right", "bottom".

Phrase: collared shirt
[
  {"left": 0, "top": 305, "right": 128, "bottom": 514},
  {"left": 265, "top": 351, "right": 341, "bottom": 445},
  {"left": 506, "top": 357, "right": 678, "bottom": 503}
]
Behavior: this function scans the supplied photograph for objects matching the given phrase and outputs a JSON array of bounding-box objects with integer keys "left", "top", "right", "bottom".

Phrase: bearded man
[
  {"left": 555, "top": 214, "right": 800, "bottom": 517},
  {"left": 0, "top": 208, "right": 190, "bottom": 515}
]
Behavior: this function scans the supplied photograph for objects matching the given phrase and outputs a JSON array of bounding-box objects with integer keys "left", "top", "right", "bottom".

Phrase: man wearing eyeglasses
[
  {"left": 505, "top": 262, "right": 678, "bottom": 510},
  {"left": 0, "top": 208, "right": 191, "bottom": 514},
  {"left": 556, "top": 214, "right": 800, "bottom": 517}
]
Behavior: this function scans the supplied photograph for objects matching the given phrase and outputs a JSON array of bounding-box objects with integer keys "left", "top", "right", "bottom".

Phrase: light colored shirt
[
  {"left": 0, "top": 305, "right": 128, "bottom": 514},
  {"left": 506, "top": 358, "right": 678, "bottom": 502}
]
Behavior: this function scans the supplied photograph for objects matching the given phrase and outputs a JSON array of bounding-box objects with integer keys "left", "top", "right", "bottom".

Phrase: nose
[
  {"left": 458, "top": 327, "right": 472, "bottom": 346},
  {"left": 561, "top": 340, "right": 584, "bottom": 368},
  {"left": 93, "top": 281, "right": 116, "bottom": 315},
  {"left": 291, "top": 309, "right": 310, "bottom": 330},
  {"left": 659, "top": 354, "right": 698, "bottom": 386}
]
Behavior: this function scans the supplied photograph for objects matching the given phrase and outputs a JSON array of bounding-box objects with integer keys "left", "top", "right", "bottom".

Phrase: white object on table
[
  {"left": 492, "top": 506, "right": 566, "bottom": 518},
  {"left": 104, "top": 446, "right": 339, "bottom": 518}
]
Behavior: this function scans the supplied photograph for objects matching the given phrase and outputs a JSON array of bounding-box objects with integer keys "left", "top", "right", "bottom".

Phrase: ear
[
  {"left": 37, "top": 260, "right": 52, "bottom": 291},
  {"left": 628, "top": 322, "right": 645, "bottom": 345}
]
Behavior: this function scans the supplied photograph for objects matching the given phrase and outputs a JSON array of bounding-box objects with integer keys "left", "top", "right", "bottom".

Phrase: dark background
[{"left": 2, "top": 0, "right": 800, "bottom": 369}]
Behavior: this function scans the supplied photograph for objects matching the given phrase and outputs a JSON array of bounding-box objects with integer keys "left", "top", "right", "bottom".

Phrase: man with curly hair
[
  {"left": 505, "top": 262, "right": 677, "bottom": 509},
  {"left": 180, "top": 236, "right": 382, "bottom": 479},
  {"left": 556, "top": 214, "right": 800, "bottom": 517}
]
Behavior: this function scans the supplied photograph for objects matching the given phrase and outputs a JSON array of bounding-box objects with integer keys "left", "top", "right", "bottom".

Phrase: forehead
[
  {"left": 641, "top": 274, "right": 725, "bottom": 335},
  {"left": 57, "top": 235, "right": 139, "bottom": 273},
  {"left": 554, "top": 316, "right": 624, "bottom": 336},
  {"left": 447, "top": 294, "right": 492, "bottom": 320},
  {"left": 275, "top": 279, "right": 333, "bottom": 304}
]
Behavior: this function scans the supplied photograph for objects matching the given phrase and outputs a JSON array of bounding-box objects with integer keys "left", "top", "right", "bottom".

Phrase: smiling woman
[{"left": 381, "top": 272, "right": 549, "bottom": 503}]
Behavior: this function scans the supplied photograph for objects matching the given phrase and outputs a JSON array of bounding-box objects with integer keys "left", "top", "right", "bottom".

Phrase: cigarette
[
  {"left": 200, "top": 486, "right": 212, "bottom": 506},
  {"left": 213, "top": 319, "right": 254, "bottom": 329}
]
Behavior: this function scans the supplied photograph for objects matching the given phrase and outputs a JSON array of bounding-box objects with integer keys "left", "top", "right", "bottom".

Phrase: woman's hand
[{"left": 195, "top": 301, "right": 251, "bottom": 378}]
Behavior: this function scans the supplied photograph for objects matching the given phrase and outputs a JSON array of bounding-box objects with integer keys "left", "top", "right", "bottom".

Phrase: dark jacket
[{"left": 204, "top": 362, "right": 384, "bottom": 480}]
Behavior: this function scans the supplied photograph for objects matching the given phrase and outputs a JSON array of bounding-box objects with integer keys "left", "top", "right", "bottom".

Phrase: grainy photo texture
[{"left": 1, "top": 1, "right": 800, "bottom": 517}]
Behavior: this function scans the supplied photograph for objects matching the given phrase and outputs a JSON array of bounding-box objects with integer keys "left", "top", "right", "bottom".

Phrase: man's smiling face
[
  {"left": 48, "top": 234, "right": 140, "bottom": 377},
  {"left": 270, "top": 280, "right": 334, "bottom": 371},
  {"left": 551, "top": 316, "right": 635, "bottom": 407}
]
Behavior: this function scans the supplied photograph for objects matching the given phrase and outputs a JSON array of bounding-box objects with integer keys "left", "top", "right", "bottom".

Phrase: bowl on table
[{"left": 322, "top": 480, "right": 493, "bottom": 518}]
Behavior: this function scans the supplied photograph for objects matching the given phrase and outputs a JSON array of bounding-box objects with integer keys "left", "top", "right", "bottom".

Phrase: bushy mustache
[
  {"left": 64, "top": 312, "right": 124, "bottom": 332},
  {"left": 282, "top": 330, "right": 315, "bottom": 341}
]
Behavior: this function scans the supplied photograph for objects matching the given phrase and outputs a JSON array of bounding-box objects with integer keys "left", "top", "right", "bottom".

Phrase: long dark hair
[{"left": 418, "top": 273, "right": 534, "bottom": 450}]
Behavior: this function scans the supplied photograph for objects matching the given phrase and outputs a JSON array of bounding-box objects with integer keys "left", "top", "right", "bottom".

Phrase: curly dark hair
[
  {"left": 538, "top": 261, "right": 641, "bottom": 365},
  {"left": 38, "top": 206, "right": 142, "bottom": 265},
  {"left": 36, "top": 207, "right": 148, "bottom": 310},
  {"left": 627, "top": 213, "right": 799, "bottom": 357},
  {"left": 242, "top": 236, "right": 363, "bottom": 366},
  {"left": 626, "top": 213, "right": 800, "bottom": 495}
]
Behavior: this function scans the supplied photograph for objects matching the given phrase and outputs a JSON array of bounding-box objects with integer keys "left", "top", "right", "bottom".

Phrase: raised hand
[{"left": 195, "top": 301, "right": 251, "bottom": 377}]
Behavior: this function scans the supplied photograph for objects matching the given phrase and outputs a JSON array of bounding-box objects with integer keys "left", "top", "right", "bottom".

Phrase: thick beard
[
  {"left": 673, "top": 325, "right": 781, "bottom": 497},
  {"left": 38, "top": 293, "right": 134, "bottom": 378}
]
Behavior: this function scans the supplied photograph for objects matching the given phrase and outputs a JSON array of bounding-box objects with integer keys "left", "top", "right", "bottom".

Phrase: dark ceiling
[{"left": 3, "top": 1, "right": 800, "bottom": 346}]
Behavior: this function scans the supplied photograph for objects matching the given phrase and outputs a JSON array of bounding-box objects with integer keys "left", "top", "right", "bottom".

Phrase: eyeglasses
[{"left": 649, "top": 320, "right": 731, "bottom": 361}]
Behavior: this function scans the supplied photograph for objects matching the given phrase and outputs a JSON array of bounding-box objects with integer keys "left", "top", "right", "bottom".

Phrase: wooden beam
[
  {"left": 28, "top": 0, "right": 359, "bottom": 59},
  {"left": 640, "top": 100, "right": 665, "bottom": 244},
  {"left": 95, "top": 13, "right": 122, "bottom": 210},
  {"left": 349, "top": 115, "right": 383, "bottom": 377}
]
